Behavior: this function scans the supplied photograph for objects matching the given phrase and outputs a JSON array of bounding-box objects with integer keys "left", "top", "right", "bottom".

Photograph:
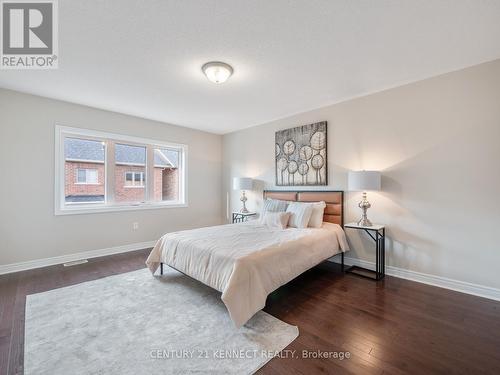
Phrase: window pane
[
  {"left": 87, "top": 169, "right": 98, "bottom": 184},
  {"left": 124, "top": 171, "right": 144, "bottom": 187},
  {"left": 64, "top": 138, "right": 105, "bottom": 204},
  {"left": 77, "top": 169, "right": 86, "bottom": 183},
  {"left": 153, "top": 148, "right": 180, "bottom": 201},
  {"left": 115, "top": 144, "right": 146, "bottom": 203}
]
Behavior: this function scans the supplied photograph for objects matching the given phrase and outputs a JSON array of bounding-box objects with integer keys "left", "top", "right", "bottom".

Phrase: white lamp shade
[
  {"left": 233, "top": 177, "right": 253, "bottom": 191},
  {"left": 348, "top": 171, "right": 381, "bottom": 191}
]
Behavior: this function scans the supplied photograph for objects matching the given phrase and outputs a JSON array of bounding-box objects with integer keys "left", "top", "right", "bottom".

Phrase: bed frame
[
  {"left": 263, "top": 190, "right": 345, "bottom": 270},
  {"left": 160, "top": 190, "right": 345, "bottom": 275}
]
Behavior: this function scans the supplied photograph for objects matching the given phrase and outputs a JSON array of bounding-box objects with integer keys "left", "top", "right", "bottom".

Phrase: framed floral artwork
[{"left": 275, "top": 121, "right": 327, "bottom": 186}]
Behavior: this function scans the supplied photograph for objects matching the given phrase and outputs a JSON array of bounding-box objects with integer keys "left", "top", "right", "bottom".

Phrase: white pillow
[
  {"left": 262, "top": 198, "right": 289, "bottom": 212},
  {"left": 308, "top": 201, "right": 327, "bottom": 228},
  {"left": 286, "top": 202, "right": 314, "bottom": 229},
  {"left": 260, "top": 198, "right": 290, "bottom": 223},
  {"left": 262, "top": 211, "right": 291, "bottom": 229}
]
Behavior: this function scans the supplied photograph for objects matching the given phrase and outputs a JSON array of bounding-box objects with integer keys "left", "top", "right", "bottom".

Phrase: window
[
  {"left": 114, "top": 143, "right": 146, "bottom": 203},
  {"left": 56, "top": 125, "right": 187, "bottom": 215},
  {"left": 153, "top": 148, "right": 180, "bottom": 201},
  {"left": 64, "top": 137, "right": 105, "bottom": 204},
  {"left": 124, "top": 172, "right": 145, "bottom": 187},
  {"left": 76, "top": 168, "right": 99, "bottom": 184}
]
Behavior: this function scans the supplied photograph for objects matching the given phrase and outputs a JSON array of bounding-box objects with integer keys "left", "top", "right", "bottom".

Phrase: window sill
[{"left": 55, "top": 201, "right": 188, "bottom": 215}]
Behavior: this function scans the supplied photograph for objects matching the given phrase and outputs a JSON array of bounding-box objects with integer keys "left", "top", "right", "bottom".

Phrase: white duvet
[{"left": 146, "top": 221, "right": 349, "bottom": 327}]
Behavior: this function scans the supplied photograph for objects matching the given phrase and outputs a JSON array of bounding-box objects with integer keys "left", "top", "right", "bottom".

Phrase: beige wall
[
  {"left": 0, "top": 89, "right": 223, "bottom": 265},
  {"left": 223, "top": 59, "right": 500, "bottom": 289}
]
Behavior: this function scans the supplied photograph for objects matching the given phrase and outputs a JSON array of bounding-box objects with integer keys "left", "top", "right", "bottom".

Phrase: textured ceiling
[{"left": 1, "top": 0, "right": 500, "bottom": 134}]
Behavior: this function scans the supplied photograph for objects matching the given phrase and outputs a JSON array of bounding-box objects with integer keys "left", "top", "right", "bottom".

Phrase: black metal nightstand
[
  {"left": 232, "top": 212, "right": 257, "bottom": 223},
  {"left": 344, "top": 223, "right": 386, "bottom": 281}
]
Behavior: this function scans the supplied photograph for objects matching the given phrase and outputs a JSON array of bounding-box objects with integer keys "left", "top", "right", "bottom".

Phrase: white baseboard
[
  {"left": 0, "top": 241, "right": 156, "bottom": 275},
  {"left": 332, "top": 256, "right": 500, "bottom": 302}
]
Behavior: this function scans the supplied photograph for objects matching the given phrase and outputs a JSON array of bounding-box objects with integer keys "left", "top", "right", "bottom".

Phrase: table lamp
[
  {"left": 348, "top": 170, "right": 381, "bottom": 226},
  {"left": 232, "top": 177, "right": 253, "bottom": 213}
]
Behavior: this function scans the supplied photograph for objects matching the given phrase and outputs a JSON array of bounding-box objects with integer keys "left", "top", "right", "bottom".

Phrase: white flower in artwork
[
  {"left": 311, "top": 154, "right": 324, "bottom": 169},
  {"left": 311, "top": 154, "right": 325, "bottom": 184},
  {"left": 298, "top": 162, "right": 309, "bottom": 184},
  {"left": 287, "top": 160, "right": 298, "bottom": 185},
  {"left": 283, "top": 140, "right": 295, "bottom": 155},
  {"left": 310, "top": 131, "right": 326, "bottom": 150},
  {"left": 298, "top": 162, "right": 309, "bottom": 175},
  {"left": 299, "top": 145, "right": 313, "bottom": 161},
  {"left": 275, "top": 143, "right": 281, "bottom": 156}
]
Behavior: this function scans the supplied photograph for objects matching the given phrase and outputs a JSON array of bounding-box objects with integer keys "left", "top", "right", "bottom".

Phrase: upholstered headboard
[{"left": 263, "top": 190, "right": 344, "bottom": 226}]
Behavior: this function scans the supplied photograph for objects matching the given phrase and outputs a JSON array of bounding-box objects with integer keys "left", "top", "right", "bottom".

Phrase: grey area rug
[{"left": 25, "top": 267, "right": 298, "bottom": 375}]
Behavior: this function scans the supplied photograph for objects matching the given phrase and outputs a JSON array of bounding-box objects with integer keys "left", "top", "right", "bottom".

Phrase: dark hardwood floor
[{"left": 1, "top": 249, "right": 499, "bottom": 374}]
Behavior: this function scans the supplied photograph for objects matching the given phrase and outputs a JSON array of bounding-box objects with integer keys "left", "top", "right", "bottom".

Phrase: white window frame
[
  {"left": 75, "top": 168, "right": 99, "bottom": 185},
  {"left": 55, "top": 125, "right": 188, "bottom": 215},
  {"left": 124, "top": 171, "right": 145, "bottom": 188}
]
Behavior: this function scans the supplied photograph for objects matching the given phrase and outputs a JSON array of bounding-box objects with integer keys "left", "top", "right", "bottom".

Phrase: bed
[{"left": 146, "top": 190, "right": 349, "bottom": 327}]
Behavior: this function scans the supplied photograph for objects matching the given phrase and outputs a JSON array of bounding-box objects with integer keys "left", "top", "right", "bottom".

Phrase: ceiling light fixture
[{"left": 202, "top": 61, "right": 233, "bottom": 84}]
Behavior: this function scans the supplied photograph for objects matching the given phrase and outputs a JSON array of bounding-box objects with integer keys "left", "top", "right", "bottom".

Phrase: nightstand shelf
[
  {"left": 232, "top": 212, "right": 257, "bottom": 223},
  {"left": 344, "top": 222, "right": 386, "bottom": 281}
]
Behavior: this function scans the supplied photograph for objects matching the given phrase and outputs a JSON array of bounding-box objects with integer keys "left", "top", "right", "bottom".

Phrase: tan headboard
[{"left": 263, "top": 190, "right": 344, "bottom": 226}]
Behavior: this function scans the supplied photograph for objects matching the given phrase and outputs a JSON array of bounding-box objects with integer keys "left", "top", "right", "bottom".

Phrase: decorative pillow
[
  {"left": 286, "top": 202, "right": 314, "bottom": 229},
  {"left": 308, "top": 201, "right": 327, "bottom": 228},
  {"left": 262, "top": 198, "right": 289, "bottom": 212},
  {"left": 260, "top": 198, "right": 289, "bottom": 222},
  {"left": 262, "top": 211, "right": 291, "bottom": 229}
]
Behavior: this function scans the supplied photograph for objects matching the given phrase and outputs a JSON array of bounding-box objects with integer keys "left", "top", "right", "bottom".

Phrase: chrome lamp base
[
  {"left": 357, "top": 191, "right": 372, "bottom": 227},
  {"left": 240, "top": 190, "right": 249, "bottom": 213}
]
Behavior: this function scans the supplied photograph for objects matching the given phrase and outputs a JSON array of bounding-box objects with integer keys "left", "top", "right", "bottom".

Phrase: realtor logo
[{"left": 1, "top": 0, "right": 58, "bottom": 69}]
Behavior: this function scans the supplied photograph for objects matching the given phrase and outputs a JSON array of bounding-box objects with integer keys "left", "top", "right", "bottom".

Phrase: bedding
[
  {"left": 262, "top": 198, "right": 289, "bottom": 213},
  {"left": 286, "top": 201, "right": 314, "bottom": 228},
  {"left": 308, "top": 201, "right": 327, "bottom": 228},
  {"left": 146, "top": 221, "right": 349, "bottom": 327},
  {"left": 262, "top": 211, "right": 291, "bottom": 229},
  {"left": 260, "top": 198, "right": 289, "bottom": 223}
]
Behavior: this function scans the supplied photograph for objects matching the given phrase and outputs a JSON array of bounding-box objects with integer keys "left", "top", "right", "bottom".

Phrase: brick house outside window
[{"left": 64, "top": 138, "right": 178, "bottom": 203}]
